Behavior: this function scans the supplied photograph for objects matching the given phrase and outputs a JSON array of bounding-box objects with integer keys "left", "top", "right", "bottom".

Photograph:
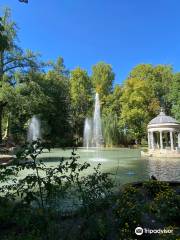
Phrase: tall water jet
[
  {"left": 27, "top": 116, "right": 41, "bottom": 142},
  {"left": 93, "top": 93, "right": 103, "bottom": 147},
  {"left": 83, "top": 118, "right": 92, "bottom": 148}
]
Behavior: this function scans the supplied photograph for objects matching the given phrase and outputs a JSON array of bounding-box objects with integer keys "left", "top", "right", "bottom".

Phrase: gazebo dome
[{"left": 148, "top": 110, "right": 179, "bottom": 126}]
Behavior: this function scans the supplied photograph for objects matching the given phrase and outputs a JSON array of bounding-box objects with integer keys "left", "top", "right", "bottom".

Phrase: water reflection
[
  {"left": 39, "top": 148, "right": 180, "bottom": 185},
  {"left": 147, "top": 157, "right": 180, "bottom": 181}
]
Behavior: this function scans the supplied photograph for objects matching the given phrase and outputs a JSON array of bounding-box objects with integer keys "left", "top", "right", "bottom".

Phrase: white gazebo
[{"left": 147, "top": 109, "right": 180, "bottom": 156}]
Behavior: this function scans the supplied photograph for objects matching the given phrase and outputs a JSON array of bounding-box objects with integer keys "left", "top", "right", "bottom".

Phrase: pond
[{"left": 39, "top": 148, "right": 180, "bottom": 185}]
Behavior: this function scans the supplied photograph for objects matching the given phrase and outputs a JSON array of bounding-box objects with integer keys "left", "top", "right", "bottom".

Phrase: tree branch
[
  {"left": 3, "top": 56, "right": 35, "bottom": 67},
  {"left": 3, "top": 63, "right": 33, "bottom": 73}
]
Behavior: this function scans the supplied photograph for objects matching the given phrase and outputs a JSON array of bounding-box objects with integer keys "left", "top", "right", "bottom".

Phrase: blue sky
[{"left": 1, "top": 0, "right": 180, "bottom": 84}]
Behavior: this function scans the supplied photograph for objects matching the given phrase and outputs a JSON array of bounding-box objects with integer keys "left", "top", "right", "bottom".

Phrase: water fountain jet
[
  {"left": 83, "top": 118, "right": 92, "bottom": 148},
  {"left": 83, "top": 93, "right": 104, "bottom": 149},
  {"left": 27, "top": 116, "right": 41, "bottom": 142},
  {"left": 92, "top": 92, "right": 103, "bottom": 147}
]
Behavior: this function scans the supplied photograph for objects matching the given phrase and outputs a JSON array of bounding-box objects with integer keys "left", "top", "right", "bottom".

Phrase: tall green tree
[
  {"left": 152, "top": 65, "right": 173, "bottom": 114},
  {"left": 102, "top": 85, "right": 122, "bottom": 146},
  {"left": 120, "top": 75, "right": 159, "bottom": 142},
  {"left": 8, "top": 72, "right": 47, "bottom": 142},
  {"left": 91, "top": 62, "right": 115, "bottom": 98},
  {"left": 37, "top": 58, "right": 71, "bottom": 146},
  {"left": 168, "top": 73, "right": 180, "bottom": 121},
  {"left": 0, "top": 8, "right": 40, "bottom": 142},
  {"left": 70, "top": 67, "right": 93, "bottom": 139},
  {"left": 120, "top": 64, "right": 173, "bottom": 143},
  {"left": 129, "top": 64, "right": 173, "bottom": 113},
  {"left": 0, "top": 16, "right": 8, "bottom": 51}
]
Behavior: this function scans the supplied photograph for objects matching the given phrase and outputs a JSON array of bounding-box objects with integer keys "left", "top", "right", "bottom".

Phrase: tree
[
  {"left": 70, "top": 67, "right": 93, "bottom": 139},
  {"left": 6, "top": 57, "right": 70, "bottom": 145},
  {"left": 0, "top": 17, "right": 8, "bottom": 51},
  {"left": 37, "top": 58, "right": 71, "bottom": 146},
  {"left": 120, "top": 75, "right": 159, "bottom": 143},
  {"left": 8, "top": 72, "right": 48, "bottom": 142},
  {"left": 168, "top": 73, "right": 180, "bottom": 121},
  {"left": 102, "top": 85, "right": 122, "bottom": 146},
  {"left": 50, "top": 57, "right": 69, "bottom": 77},
  {"left": 102, "top": 85, "right": 122, "bottom": 114},
  {"left": 0, "top": 15, "right": 10, "bottom": 143},
  {"left": 129, "top": 64, "right": 173, "bottom": 113},
  {"left": 91, "top": 62, "right": 115, "bottom": 98},
  {"left": 152, "top": 65, "right": 173, "bottom": 114},
  {"left": 0, "top": 8, "right": 40, "bottom": 142},
  {"left": 120, "top": 64, "right": 173, "bottom": 143}
]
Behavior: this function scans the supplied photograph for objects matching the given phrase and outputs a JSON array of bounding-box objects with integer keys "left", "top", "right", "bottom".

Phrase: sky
[{"left": 1, "top": 0, "right": 180, "bottom": 84}]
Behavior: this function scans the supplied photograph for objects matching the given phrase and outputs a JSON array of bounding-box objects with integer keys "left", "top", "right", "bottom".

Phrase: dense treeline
[{"left": 0, "top": 8, "right": 180, "bottom": 147}]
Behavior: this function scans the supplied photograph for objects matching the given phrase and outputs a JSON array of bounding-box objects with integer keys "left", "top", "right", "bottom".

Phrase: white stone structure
[{"left": 147, "top": 109, "right": 180, "bottom": 156}]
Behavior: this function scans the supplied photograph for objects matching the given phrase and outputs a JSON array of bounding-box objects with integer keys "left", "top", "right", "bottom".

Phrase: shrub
[
  {"left": 1, "top": 231, "right": 42, "bottom": 240},
  {"left": 115, "top": 185, "right": 143, "bottom": 238},
  {"left": 153, "top": 189, "right": 180, "bottom": 222},
  {"left": 143, "top": 180, "right": 170, "bottom": 197},
  {"left": 0, "top": 140, "right": 91, "bottom": 208},
  {"left": 0, "top": 139, "right": 114, "bottom": 214},
  {"left": 78, "top": 214, "right": 109, "bottom": 240},
  {"left": 76, "top": 163, "right": 113, "bottom": 213}
]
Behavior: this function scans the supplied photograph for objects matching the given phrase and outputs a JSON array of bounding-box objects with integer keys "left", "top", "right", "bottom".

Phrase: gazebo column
[
  {"left": 170, "top": 131, "right": 174, "bottom": 150},
  {"left": 178, "top": 133, "right": 180, "bottom": 148},
  {"left": 148, "top": 132, "right": 151, "bottom": 149},
  {"left": 151, "top": 131, "right": 155, "bottom": 150},
  {"left": 160, "top": 131, "right": 163, "bottom": 150}
]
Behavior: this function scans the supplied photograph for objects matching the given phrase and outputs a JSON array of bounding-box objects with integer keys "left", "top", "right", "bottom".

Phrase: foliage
[
  {"left": 70, "top": 67, "right": 93, "bottom": 139},
  {"left": 91, "top": 62, "right": 115, "bottom": 97},
  {"left": 168, "top": 72, "right": 180, "bottom": 121},
  {"left": 151, "top": 65, "right": 173, "bottom": 114},
  {"left": 0, "top": 8, "right": 41, "bottom": 142},
  {"left": 120, "top": 64, "right": 173, "bottom": 143},
  {"left": 1, "top": 56, "right": 71, "bottom": 145},
  {"left": 102, "top": 85, "right": 123, "bottom": 146},
  {"left": 0, "top": 198, "right": 43, "bottom": 240},
  {"left": 0, "top": 140, "right": 113, "bottom": 211},
  {"left": 8, "top": 73, "right": 48, "bottom": 142},
  {"left": 153, "top": 189, "right": 180, "bottom": 222},
  {"left": 143, "top": 180, "right": 170, "bottom": 197},
  {"left": 0, "top": 16, "right": 9, "bottom": 51},
  {"left": 102, "top": 112, "right": 120, "bottom": 146},
  {"left": 77, "top": 163, "right": 113, "bottom": 212},
  {"left": 115, "top": 185, "right": 143, "bottom": 239},
  {"left": 38, "top": 59, "right": 71, "bottom": 146},
  {"left": 129, "top": 64, "right": 173, "bottom": 112},
  {"left": 114, "top": 182, "right": 180, "bottom": 240},
  {"left": 0, "top": 140, "right": 82, "bottom": 208},
  {"left": 120, "top": 68, "right": 159, "bottom": 142},
  {"left": 0, "top": 177, "right": 179, "bottom": 240},
  {"left": 0, "top": 7, "right": 179, "bottom": 147},
  {"left": 78, "top": 213, "right": 109, "bottom": 240}
]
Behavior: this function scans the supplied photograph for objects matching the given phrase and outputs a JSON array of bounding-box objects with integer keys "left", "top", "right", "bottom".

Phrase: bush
[
  {"left": 115, "top": 185, "right": 143, "bottom": 238},
  {"left": 143, "top": 180, "right": 170, "bottom": 197},
  {"left": 1, "top": 231, "right": 42, "bottom": 240},
  {"left": 153, "top": 189, "right": 180, "bottom": 222},
  {"left": 0, "top": 140, "right": 114, "bottom": 240},
  {"left": 78, "top": 214, "right": 109, "bottom": 240},
  {"left": 77, "top": 163, "right": 113, "bottom": 213}
]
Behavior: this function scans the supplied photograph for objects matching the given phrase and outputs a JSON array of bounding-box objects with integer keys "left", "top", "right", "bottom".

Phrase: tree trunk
[
  {"left": 0, "top": 102, "right": 7, "bottom": 143},
  {"left": 3, "top": 114, "right": 9, "bottom": 140},
  {"left": 0, "top": 108, "right": 3, "bottom": 143}
]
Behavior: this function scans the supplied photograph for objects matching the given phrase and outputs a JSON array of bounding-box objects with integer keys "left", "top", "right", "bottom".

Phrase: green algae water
[{"left": 38, "top": 148, "right": 180, "bottom": 185}]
